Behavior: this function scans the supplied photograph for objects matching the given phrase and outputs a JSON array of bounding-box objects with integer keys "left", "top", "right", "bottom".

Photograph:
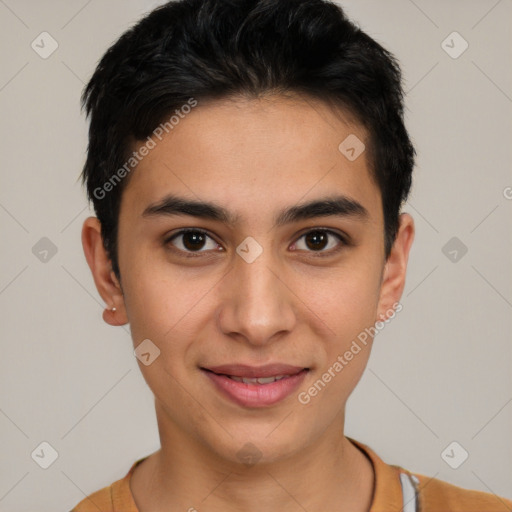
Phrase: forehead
[{"left": 120, "top": 94, "right": 381, "bottom": 226}]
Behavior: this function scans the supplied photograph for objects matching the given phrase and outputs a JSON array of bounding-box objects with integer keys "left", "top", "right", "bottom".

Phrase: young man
[{"left": 73, "top": 0, "right": 512, "bottom": 510}]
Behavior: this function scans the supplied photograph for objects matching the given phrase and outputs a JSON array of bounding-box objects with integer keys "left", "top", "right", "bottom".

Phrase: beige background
[{"left": 0, "top": 0, "right": 511, "bottom": 510}]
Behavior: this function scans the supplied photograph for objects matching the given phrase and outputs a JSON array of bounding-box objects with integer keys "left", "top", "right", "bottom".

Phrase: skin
[{"left": 82, "top": 94, "right": 414, "bottom": 512}]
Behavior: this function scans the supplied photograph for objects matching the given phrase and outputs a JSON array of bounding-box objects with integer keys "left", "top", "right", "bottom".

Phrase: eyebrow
[{"left": 142, "top": 193, "right": 369, "bottom": 227}]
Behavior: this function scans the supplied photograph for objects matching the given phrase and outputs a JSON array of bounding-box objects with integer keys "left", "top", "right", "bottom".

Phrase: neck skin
[{"left": 130, "top": 401, "right": 375, "bottom": 512}]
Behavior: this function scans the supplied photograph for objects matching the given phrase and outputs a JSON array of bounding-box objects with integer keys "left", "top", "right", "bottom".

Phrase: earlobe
[
  {"left": 376, "top": 213, "right": 415, "bottom": 322},
  {"left": 81, "top": 216, "right": 129, "bottom": 326},
  {"left": 102, "top": 305, "right": 128, "bottom": 326}
]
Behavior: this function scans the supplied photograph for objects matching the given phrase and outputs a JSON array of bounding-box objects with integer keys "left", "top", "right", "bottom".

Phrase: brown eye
[
  {"left": 293, "top": 229, "right": 345, "bottom": 254},
  {"left": 304, "top": 231, "right": 328, "bottom": 250},
  {"left": 166, "top": 229, "right": 219, "bottom": 254}
]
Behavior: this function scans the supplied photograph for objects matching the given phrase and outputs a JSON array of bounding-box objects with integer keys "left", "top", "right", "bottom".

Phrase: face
[{"left": 83, "top": 94, "right": 414, "bottom": 466}]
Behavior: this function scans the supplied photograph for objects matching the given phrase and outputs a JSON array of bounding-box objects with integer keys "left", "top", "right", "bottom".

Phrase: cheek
[
  {"left": 122, "top": 276, "right": 168, "bottom": 345},
  {"left": 298, "top": 257, "right": 381, "bottom": 402},
  {"left": 120, "top": 250, "right": 217, "bottom": 360},
  {"left": 300, "top": 260, "right": 382, "bottom": 341},
  {"left": 123, "top": 274, "right": 192, "bottom": 345}
]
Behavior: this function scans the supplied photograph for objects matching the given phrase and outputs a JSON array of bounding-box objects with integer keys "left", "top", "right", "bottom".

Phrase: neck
[{"left": 131, "top": 405, "right": 374, "bottom": 512}]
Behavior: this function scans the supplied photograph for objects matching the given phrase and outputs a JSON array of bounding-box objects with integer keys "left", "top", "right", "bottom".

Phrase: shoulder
[
  {"left": 70, "top": 484, "right": 114, "bottom": 512},
  {"left": 69, "top": 457, "right": 146, "bottom": 512},
  {"left": 410, "top": 471, "right": 512, "bottom": 511}
]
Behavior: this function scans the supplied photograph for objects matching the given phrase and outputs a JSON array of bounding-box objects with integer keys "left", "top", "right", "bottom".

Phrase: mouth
[{"left": 200, "top": 364, "right": 309, "bottom": 408}]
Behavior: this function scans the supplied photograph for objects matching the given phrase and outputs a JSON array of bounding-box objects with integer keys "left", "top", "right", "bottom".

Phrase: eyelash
[{"left": 164, "top": 228, "right": 349, "bottom": 258}]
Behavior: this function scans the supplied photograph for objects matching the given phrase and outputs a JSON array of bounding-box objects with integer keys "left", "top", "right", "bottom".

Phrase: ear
[
  {"left": 81, "top": 216, "right": 128, "bottom": 326},
  {"left": 376, "top": 213, "right": 415, "bottom": 322}
]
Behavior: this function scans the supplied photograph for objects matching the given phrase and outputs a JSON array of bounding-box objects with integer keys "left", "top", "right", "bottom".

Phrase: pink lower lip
[{"left": 202, "top": 369, "right": 308, "bottom": 408}]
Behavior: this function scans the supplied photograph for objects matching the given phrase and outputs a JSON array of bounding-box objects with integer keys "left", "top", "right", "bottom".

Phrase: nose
[{"left": 216, "top": 245, "right": 297, "bottom": 347}]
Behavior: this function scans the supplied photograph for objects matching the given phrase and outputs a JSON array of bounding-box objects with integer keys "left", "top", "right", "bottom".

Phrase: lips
[
  {"left": 201, "top": 364, "right": 308, "bottom": 407},
  {"left": 204, "top": 363, "right": 306, "bottom": 379},
  {"left": 229, "top": 375, "right": 288, "bottom": 384}
]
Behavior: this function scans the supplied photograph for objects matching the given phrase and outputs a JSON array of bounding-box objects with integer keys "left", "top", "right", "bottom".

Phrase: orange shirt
[{"left": 71, "top": 438, "right": 512, "bottom": 511}]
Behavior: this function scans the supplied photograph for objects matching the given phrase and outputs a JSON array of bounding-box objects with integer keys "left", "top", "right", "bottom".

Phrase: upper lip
[{"left": 203, "top": 364, "right": 307, "bottom": 378}]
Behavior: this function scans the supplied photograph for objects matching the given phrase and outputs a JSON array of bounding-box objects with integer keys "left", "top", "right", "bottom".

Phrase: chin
[{"left": 204, "top": 422, "right": 312, "bottom": 468}]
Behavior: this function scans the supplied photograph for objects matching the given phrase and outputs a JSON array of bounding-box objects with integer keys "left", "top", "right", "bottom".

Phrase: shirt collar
[
  {"left": 348, "top": 437, "right": 410, "bottom": 511},
  {"left": 113, "top": 438, "right": 406, "bottom": 512}
]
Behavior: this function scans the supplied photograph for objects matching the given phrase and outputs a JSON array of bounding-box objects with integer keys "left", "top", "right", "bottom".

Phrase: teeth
[{"left": 228, "top": 375, "right": 289, "bottom": 384}]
